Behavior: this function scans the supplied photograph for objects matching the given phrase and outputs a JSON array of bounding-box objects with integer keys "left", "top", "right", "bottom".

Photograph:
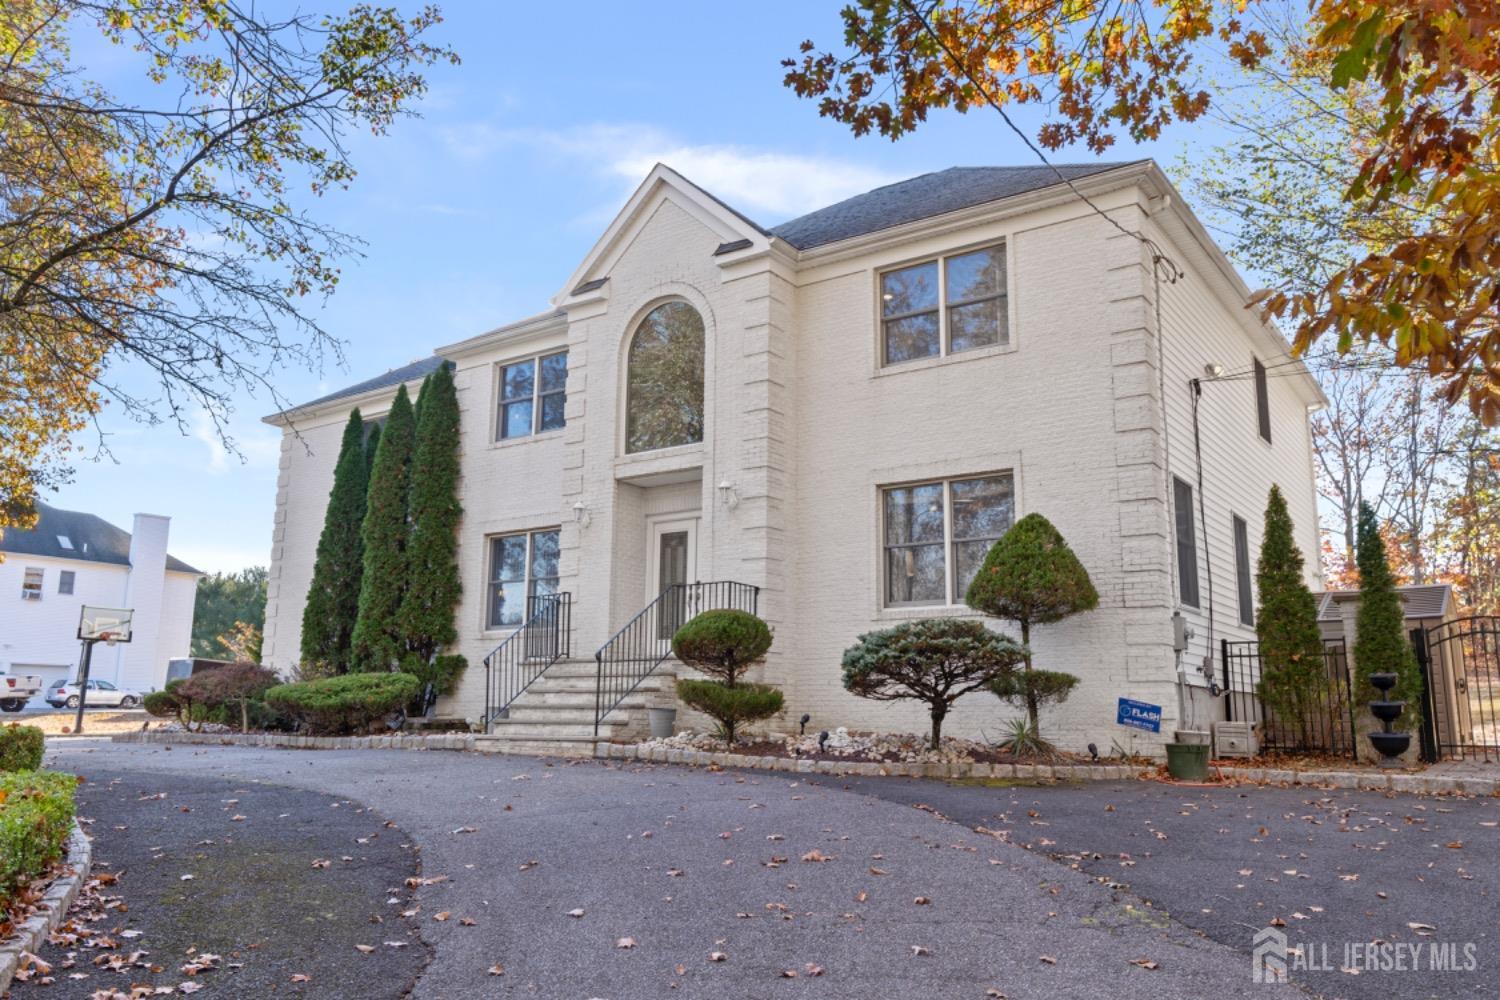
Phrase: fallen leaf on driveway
[
  {"left": 616, "top": 937, "right": 636, "bottom": 949},
  {"left": 1040, "top": 955, "right": 1057, "bottom": 965},
  {"left": 567, "top": 908, "right": 585, "bottom": 918},
  {"left": 913, "top": 896, "right": 931, "bottom": 905},
  {"left": 459, "top": 917, "right": 476, "bottom": 927},
  {"left": 354, "top": 945, "right": 374, "bottom": 954},
  {"left": 910, "top": 946, "right": 929, "bottom": 956},
  {"left": 488, "top": 963, "right": 505, "bottom": 976},
  {"left": 433, "top": 912, "right": 451, "bottom": 922},
  {"left": 453, "top": 826, "right": 478, "bottom": 834},
  {"left": 1129, "top": 958, "right": 1159, "bottom": 970},
  {"left": 803, "top": 963, "right": 825, "bottom": 977},
  {"left": 311, "top": 859, "right": 331, "bottom": 869},
  {"left": 290, "top": 973, "right": 310, "bottom": 983},
  {"left": 708, "top": 951, "right": 727, "bottom": 962},
  {"left": 801, "top": 849, "right": 832, "bottom": 863},
  {"left": 1408, "top": 923, "right": 1437, "bottom": 935}
]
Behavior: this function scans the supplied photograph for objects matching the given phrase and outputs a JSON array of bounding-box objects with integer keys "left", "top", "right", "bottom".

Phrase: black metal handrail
[
  {"left": 483, "top": 593, "right": 572, "bottom": 730},
  {"left": 593, "top": 581, "right": 759, "bottom": 735}
]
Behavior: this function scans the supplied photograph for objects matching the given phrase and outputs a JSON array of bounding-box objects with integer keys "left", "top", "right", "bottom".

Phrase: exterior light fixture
[
  {"left": 571, "top": 500, "right": 591, "bottom": 527},
  {"left": 1203, "top": 362, "right": 1225, "bottom": 378},
  {"left": 717, "top": 480, "right": 739, "bottom": 509}
]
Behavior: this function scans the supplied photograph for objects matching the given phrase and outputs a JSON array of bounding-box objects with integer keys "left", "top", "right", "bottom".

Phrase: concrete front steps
[{"left": 474, "top": 657, "right": 675, "bottom": 757}]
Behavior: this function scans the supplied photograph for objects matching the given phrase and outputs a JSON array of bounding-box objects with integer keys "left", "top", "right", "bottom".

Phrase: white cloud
[
  {"left": 442, "top": 122, "right": 901, "bottom": 222},
  {"left": 192, "top": 410, "right": 282, "bottom": 474}
]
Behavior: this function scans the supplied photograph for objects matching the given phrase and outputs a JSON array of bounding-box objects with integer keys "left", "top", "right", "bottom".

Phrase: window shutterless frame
[
  {"left": 881, "top": 473, "right": 1014, "bottom": 608},
  {"left": 1173, "top": 477, "right": 1200, "bottom": 608},
  {"left": 496, "top": 351, "right": 568, "bottom": 441},
  {"left": 878, "top": 242, "right": 1008, "bottom": 367},
  {"left": 485, "top": 528, "right": 561, "bottom": 630}
]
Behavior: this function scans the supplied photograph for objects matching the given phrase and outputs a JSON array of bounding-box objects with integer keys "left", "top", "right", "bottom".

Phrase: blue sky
[{"left": 58, "top": 0, "right": 1213, "bottom": 575}]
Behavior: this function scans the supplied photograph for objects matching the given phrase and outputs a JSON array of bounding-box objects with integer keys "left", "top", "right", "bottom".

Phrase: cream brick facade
[{"left": 262, "top": 162, "right": 1324, "bottom": 753}]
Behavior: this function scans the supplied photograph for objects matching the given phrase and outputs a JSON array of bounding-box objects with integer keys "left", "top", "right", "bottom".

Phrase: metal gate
[
  {"left": 1221, "top": 638, "right": 1358, "bottom": 758},
  {"left": 1412, "top": 617, "right": 1500, "bottom": 763}
]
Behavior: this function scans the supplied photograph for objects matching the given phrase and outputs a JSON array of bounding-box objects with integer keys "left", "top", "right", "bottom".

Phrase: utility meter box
[{"left": 1212, "top": 721, "right": 1257, "bottom": 759}]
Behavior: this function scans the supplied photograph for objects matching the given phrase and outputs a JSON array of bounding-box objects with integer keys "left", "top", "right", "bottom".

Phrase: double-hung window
[
  {"left": 883, "top": 473, "right": 1014, "bottom": 607},
  {"left": 1232, "top": 514, "right": 1254, "bottom": 626},
  {"left": 486, "top": 529, "right": 560, "bottom": 628},
  {"left": 880, "top": 243, "right": 1008, "bottom": 365},
  {"left": 497, "top": 351, "right": 567, "bottom": 440},
  {"left": 1253, "top": 358, "right": 1272, "bottom": 443},
  {"left": 58, "top": 570, "right": 75, "bottom": 596}
]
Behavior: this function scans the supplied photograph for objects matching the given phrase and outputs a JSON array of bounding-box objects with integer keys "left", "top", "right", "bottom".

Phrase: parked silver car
[{"left": 45, "top": 678, "right": 142, "bottom": 709}]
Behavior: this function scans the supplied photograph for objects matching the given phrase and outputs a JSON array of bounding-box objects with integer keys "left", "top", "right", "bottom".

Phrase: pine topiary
[
  {"left": 300, "top": 410, "right": 369, "bottom": 676},
  {"left": 675, "top": 680, "right": 783, "bottom": 745},
  {"left": 397, "top": 363, "right": 463, "bottom": 667},
  {"left": 841, "top": 618, "right": 1026, "bottom": 747},
  {"left": 351, "top": 384, "right": 417, "bottom": 672},
  {"left": 1254, "top": 485, "right": 1328, "bottom": 734},
  {"left": 1353, "top": 502, "right": 1423, "bottom": 725},
  {"left": 964, "top": 513, "right": 1097, "bottom": 731},
  {"left": 672, "top": 610, "right": 778, "bottom": 744}
]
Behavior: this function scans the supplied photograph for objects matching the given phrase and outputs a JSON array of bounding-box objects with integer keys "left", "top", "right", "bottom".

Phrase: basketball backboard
[{"left": 79, "top": 606, "right": 134, "bottom": 643}]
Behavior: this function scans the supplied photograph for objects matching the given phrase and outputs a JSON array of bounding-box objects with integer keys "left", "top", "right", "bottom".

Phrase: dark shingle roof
[
  {"left": 769, "top": 163, "right": 1139, "bottom": 250},
  {"left": 286, "top": 356, "right": 446, "bottom": 415},
  {"left": 0, "top": 503, "right": 200, "bottom": 574}
]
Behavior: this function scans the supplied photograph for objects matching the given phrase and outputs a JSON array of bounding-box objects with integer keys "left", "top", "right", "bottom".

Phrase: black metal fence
[
  {"left": 482, "top": 593, "right": 572, "bottom": 729},
  {"left": 1220, "top": 638, "right": 1358, "bottom": 758},
  {"left": 1414, "top": 617, "right": 1500, "bottom": 763},
  {"left": 594, "top": 581, "right": 759, "bottom": 735}
]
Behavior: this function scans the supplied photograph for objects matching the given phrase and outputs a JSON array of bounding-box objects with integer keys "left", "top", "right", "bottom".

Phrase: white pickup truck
[{"left": 0, "top": 673, "right": 43, "bottom": 712}]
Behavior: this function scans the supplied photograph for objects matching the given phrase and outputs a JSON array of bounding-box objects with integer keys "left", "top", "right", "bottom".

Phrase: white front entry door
[{"left": 648, "top": 516, "right": 698, "bottom": 641}]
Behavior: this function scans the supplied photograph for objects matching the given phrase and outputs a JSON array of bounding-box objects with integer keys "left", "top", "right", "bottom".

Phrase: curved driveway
[{"left": 44, "top": 742, "right": 1302, "bottom": 1000}]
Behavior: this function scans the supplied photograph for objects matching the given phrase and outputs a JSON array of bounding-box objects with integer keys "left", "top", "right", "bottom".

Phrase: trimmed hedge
[
  {"left": 0, "top": 770, "right": 78, "bottom": 910},
  {"left": 0, "top": 725, "right": 44, "bottom": 772},
  {"left": 675, "top": 680, "right": 783, "bottom": 744},
  {"left": 671, "top": 610, "right": 772, "bottom": 685},
  {"left": 264, "top": 672, "right": 421, "bottom": 735}
]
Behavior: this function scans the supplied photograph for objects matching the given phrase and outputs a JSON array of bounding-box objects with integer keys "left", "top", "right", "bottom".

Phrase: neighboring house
[
  {"left": 0, "top": 504, "right": 201, "bottom": 693},
  {"left": 263, "top": 161, "right": 1324, "bottom": 753}
]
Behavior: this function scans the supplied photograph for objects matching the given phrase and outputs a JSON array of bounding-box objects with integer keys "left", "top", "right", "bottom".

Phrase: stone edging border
[
  {"left": 0, "top": 823, "right": 93, "bottom": 994},
  {"left": 112, "top": 730, "right": 476, "bottom": 751},
  {"left": 594, "top": 743, "right": 1500, "bottom": 796},
  {"left": 108, "top": 730, "right": 1498, "bottom": 797}
]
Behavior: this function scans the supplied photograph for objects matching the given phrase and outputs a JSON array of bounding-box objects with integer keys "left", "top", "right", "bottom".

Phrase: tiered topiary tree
[
  {"left": 398, "top": 364, "right": 463, "bottom": 668},
  {"left": 1354, "top": 502, "right": 1423, "bottom": 725},
  {"left": 1254, "top": 485, "right": 1328, "bottom": 734},
  {"left": 673, "top": 610, "right": 780, "bottom": 745},
  {"left": 964, "top": 513, "right": 1097, "bottom": 734},
  {"left": 300, "top": 410, "right": 369, "bottom": 676},
  {"left": 351, "top": 384, "right": 416, "bottom": 672},
  {"left": 841, "top": 618, "right": 1025, "bottom": 748}
]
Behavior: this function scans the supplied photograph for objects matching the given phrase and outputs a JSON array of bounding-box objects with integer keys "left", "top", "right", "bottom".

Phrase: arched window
[{"left": 625, "top": 301, "right": 705, "bottom": 453}]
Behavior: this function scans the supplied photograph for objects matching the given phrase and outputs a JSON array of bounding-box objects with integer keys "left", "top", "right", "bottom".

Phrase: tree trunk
[
  {"left": 1020, "top": 619, "right": 1039, "bottom": 732},
  {"left": 240, "top": 697, "right": 250, "bottom": 733},
  {"left": 929, "top": 703, "right": 946, "bottom": 749}
]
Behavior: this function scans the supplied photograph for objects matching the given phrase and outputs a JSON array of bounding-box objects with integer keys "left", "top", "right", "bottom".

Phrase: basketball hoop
[{"left": 100, "top": 632, "right": 118, "bottom": 647}]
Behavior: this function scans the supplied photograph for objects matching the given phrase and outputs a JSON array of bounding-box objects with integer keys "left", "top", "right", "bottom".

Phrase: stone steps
[{"left": 482, "top": 657, "right": 668, "bottom": 754}]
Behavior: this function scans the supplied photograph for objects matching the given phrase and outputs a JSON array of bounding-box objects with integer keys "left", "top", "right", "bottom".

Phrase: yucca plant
[{"left": 995, "top": 717, "right": 1055, "bottom": 759}]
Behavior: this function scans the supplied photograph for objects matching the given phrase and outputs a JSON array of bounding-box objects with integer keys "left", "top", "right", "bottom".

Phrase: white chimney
[{"left": 118, "top": 514, "right": 171, "bottom": 691}]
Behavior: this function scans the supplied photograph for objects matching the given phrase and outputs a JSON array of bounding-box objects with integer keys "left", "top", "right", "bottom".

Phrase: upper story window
[
  {"left": 1173, "top": 477, "right": 1200, "bottom": 608},
  {"left": 21, "top": 567, "right": 43, "bottom": 601},
  {"left": 880, "top": 243, "right": 1008, "bottom": 366},
  {"left": 498, "top": 351, "right": 568, "bottom": 441},
  {"left": 1253, "top": 357, "right": 1272, "bottom": 443},
  {"left": 56, "top": 535, "right": 73, "bottom": 550},
  {"left": 883, "top": 473, "right": 1014, "bottom": 607},
  {"left": 626, "top": 301, "right": 705, "bottom": 453},
  {"left": 58, "top": 570, "right": 75, "bottom": 595},
  {"left": 1232, "top": 514, "right": 1253, "bottom": 626}
]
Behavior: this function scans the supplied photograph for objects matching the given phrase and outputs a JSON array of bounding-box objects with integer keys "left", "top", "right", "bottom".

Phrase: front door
[{"left": 649, "top": 517, "right": 698, "bottom": 640}]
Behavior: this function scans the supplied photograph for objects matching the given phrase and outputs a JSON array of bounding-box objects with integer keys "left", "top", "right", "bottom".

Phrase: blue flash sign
[{"left": 1116, "top": 698, "right": 1162, "bottom": 733}]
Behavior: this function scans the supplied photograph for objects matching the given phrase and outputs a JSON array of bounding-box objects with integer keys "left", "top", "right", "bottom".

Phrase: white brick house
[
  {"left": 262, "top": 161, "right": 1324, "bottom": 754},
  {"left": 0, "top": 505, "right": 201, "bottom": 693}
]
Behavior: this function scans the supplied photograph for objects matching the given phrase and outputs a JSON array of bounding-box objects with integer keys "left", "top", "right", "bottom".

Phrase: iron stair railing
[
  {"left": 593, "top": 581, "right": 759, "bottom": 736},
  {"left": 483, "top": 592, "right": 572, "bottom": 730}
]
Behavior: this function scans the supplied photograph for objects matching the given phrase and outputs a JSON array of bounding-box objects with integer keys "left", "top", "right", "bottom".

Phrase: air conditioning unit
[
  {"left": 20, "top": 590, "right": 41, "bottom": 601},
  {"left": 1213, "top": 721, "right": 1257, "bottom": 758}
]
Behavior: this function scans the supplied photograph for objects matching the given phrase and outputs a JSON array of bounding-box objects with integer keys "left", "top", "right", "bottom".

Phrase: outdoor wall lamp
[
  {"left": 571, "top": 500, "right": 591, "bottom": 527},
  {"left": 717, "top": 480, "right": 739, "bottom": 509}
]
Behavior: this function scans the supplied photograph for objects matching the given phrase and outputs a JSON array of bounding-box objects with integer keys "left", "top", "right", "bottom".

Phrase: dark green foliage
[
  {"left": 995, "top": 717, "right": 1056, "bottom": 759},
  {"left": 964, "top": 513, "right": 1096, "bottom": 731},
  {"left": 363, "top": 421, "right": 381, "bottom": 479},
  {"left": 671, "top": 610, "right": 773, "bottom": 686},
  {"left": 0, "top": 770, "right": 77, "bottom": 909},
  {"left": 178, "top": 663, "right": 281, "bottom": 732},
  {"left": 0, "top": 725, "right": 43, "bottom": 771},
  {"left": 264, "top": 672, "right": 421, "bottom": 735},
  {"left": 397, "top": 364, "right": 463, "bottom": 665},
  {"left": 301, "top": 410, "right": 370, "bottom": 675},
  {"left": 841, "top": 618, "right": 1026, "bottom": 747},
  {"left": 675, "top": 680, "right": 783, "bottom": 744},
  {"left": 351, "top": 386, "right": 416, "bottom": 672},
  {"left": 1354, "top": 503, "right": 1423, "bottom": 724},
  {"left": 402, "top": 653, "right": 466, "bottom": 714},
  {"left": 192, "top": 567, "right": 267, "bottom": 657},
  {"left": 989, "top": 669, "right": 1078, "bottom": 714},
  {"left": 1254, "top": 485, "right": 1328, "bottom": 732},
  {"left": 148, "top": 678, "right": 201, "bottom": 730},
  {"left": 142, "top": 690, "right": 177, "bottom": 719}
]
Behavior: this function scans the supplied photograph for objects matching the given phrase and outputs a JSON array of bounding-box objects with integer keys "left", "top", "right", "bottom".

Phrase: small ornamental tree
[
  {"left": 841, "top": 618, "right": 1026, "bottom": 748},
  {"left": 1254, "top": 485, "right": 1328, "bottom": 734},
  {"left": 300, "top": 410, "right": 369, "bottom": 676},
  {"left": 672, "top": 610, "right": 780, "bottom": 744},
  {"left": 1354, "top": 503, "right": 1423, "bottom": 725},
  {"left": 964, "top": 513, "right": 1098, "bottom": 732},
  {"left": 351, "top": 385, "right": 416, "bottom": 672},
  {"left": 397, "top": 363, "right": 463, "bottom": 669},
  {"left": 178, "top": 663, "right": 280, "bottom": 733}
]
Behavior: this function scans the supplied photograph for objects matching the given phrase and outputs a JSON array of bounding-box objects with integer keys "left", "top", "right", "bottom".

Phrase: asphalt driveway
[{"left": 37, "top": 741, "right": 1302, "bottom": 1000}]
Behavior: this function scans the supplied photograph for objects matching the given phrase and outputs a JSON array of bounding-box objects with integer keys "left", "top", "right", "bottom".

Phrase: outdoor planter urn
[{"left": 1366, "top": 672, "right": 1412, "bottom": 767}]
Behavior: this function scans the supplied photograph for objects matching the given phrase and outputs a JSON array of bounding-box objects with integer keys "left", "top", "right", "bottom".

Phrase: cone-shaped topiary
[
  {"left": 351, "top": 384, "right": 416, "bottom": 672},
  {"left": 672, "top": 610, "right": 777, "bottom": 743},
  {"left": 1353, "top": 502, "right": 1423, "bottom": 725},
  {"left": 842, "top": 618, "right": 1026, "bottom": 748},
  {"left": 398, "top": 363, "right": 463, "bottom": 668},
  {"left": 964, "top": 513, "right": 1097, "bottom": 731},
  {"left": 300, "top": 410, "right": 369, "bottom": 676},
  {"left": 1254, "top": 485, "right": 1328, "bottom": 734}
]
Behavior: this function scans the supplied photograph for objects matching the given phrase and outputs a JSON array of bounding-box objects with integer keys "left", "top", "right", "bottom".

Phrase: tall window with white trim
[{"left": 497, "top": 351, "right": 568, "bottom": 441}]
